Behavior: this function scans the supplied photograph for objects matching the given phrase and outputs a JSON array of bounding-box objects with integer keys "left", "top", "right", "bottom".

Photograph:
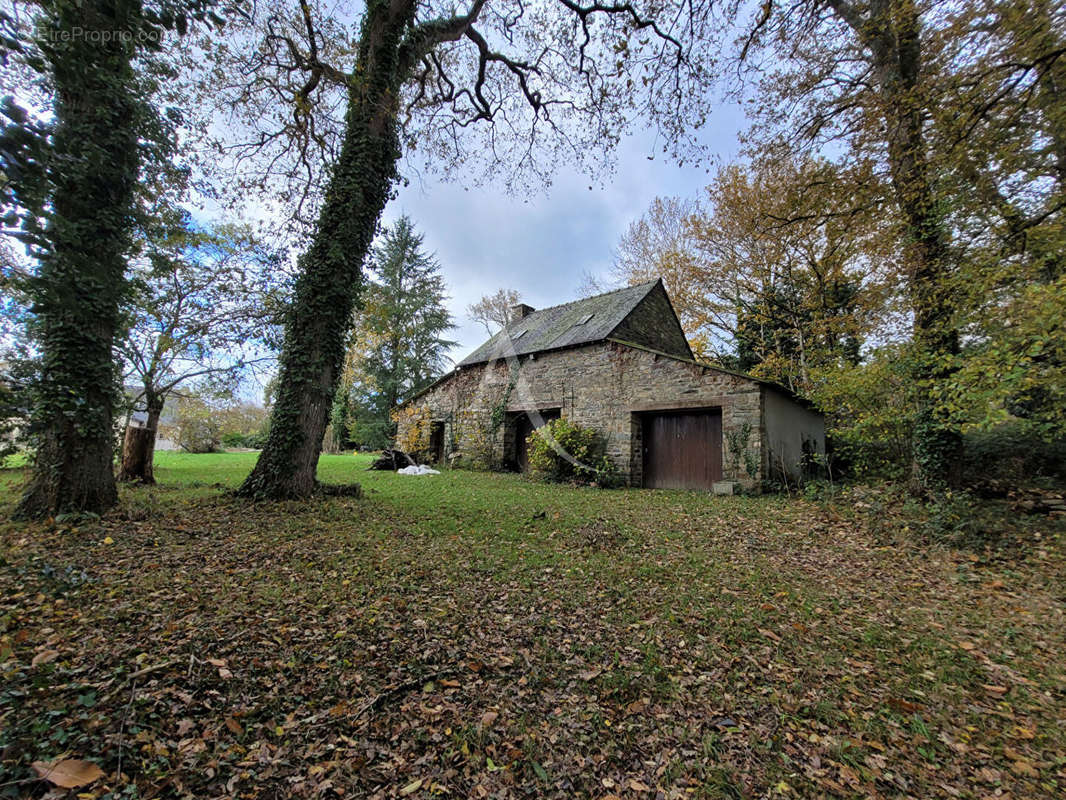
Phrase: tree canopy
[{"left": 467, "top": 288, "right": 522, "bottom": 335}]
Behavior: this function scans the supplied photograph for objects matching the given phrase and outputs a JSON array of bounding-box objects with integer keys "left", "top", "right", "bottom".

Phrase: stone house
[{"left": 396, "top": 280, "right": 825, "bottom": 490}]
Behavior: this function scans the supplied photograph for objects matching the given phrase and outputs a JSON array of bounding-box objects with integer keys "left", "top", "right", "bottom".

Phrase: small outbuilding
[{"left": 396, "top": 280, "right": 825, "bottom": 490}]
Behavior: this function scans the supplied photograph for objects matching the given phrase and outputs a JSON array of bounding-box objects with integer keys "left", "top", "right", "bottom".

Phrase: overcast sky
[{"left": 381, "top": 101, "right": 749, "bottom": 366}]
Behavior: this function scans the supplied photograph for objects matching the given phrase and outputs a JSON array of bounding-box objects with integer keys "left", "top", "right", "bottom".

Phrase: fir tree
[{"left": 340, "top": 217, "right": 455, "bottom": 451}]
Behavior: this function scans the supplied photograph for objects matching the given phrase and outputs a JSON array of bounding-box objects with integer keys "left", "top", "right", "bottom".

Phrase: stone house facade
[{"left": 397, "top": 280, "right": 825, "bottom": 490}]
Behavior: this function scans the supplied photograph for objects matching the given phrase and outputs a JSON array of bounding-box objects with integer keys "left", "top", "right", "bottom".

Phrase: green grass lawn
[{"left": 1, "top": 452, "right": 1064, "bottom": 798}]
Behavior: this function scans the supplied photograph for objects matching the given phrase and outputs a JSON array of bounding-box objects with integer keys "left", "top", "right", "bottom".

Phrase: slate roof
[{"left": 458, "top": 280, "right": 661, "bottom": 367}]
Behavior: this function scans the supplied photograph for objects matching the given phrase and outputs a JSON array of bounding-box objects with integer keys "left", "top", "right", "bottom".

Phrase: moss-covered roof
[{"left": 458, "top": 281, "right": 660, "bottom": 367}]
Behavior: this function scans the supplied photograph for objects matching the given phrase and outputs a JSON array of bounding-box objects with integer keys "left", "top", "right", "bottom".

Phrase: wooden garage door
[{"left": 643, "top": 410, "right": 723, "bottom": 490}]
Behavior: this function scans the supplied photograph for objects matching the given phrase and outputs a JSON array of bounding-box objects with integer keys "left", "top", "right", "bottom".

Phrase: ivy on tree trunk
[
  {"left": 829, "top": 0, "right": 962, "bottom": 491},
  {"left": 15, "top": 0, "right": 144, "bottom": 519},
  {"left": 237, "top": 0, "right": 415, "bottom": 499}
]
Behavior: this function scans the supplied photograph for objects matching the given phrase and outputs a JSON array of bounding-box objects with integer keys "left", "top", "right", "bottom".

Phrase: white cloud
[{"left": 385, "top": 101, "right": 747, "bottom": 361}]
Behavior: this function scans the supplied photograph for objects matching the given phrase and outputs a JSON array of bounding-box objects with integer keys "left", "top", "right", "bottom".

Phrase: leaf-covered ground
[{"left": 1, "top": 453, "right": 1064, "bottom": 799}]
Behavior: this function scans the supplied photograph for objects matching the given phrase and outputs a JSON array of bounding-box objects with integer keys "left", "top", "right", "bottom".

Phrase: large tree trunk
[
  {"left": 237, "top": 0, "right": 417, "bottom": 499},
  {"left": 833, "top": 0, "right": 962, "bottom": 491},
  {"left": 15, "top": 0, "right": 142, "bottom": 519},
  {"left": 118, "top": 397, "right": 163, "bottom": 484},
  {"left": 880, "top": 1, "right": 962, "bottom": 492}
]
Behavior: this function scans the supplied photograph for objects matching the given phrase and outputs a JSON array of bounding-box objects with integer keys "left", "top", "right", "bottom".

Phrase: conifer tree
[{"left": 339, "top": 216, "right": 454, "bottom": 450}]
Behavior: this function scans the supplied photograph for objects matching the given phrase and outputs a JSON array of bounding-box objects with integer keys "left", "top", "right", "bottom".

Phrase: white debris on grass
[{"left": 397, "top": 464, "right": 440, "bottom": 476}]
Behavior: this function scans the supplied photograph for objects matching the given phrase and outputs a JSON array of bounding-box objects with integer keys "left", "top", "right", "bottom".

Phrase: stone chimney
[{"left": 510, "top": 303, "right": 535, "bottom": 322}]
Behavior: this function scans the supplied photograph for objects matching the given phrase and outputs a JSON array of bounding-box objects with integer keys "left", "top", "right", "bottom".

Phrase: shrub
[
  {"left": 219, "top": 430, "right": 268, "bottom": 449},
  {"left": 807, "top": 346, "right": 917, "bottom": 481},
  {"left": 175, "top": 398, "right": 221, "bottom": 453},
  {"left": 961, "top": 422, "right": 1066, "bottom": 489},
  {"left": 526, "top": 418, "right": 621, "bottom": 487},
  {"left": 220, "top": 432, "right": 245, "bottom": 448}
]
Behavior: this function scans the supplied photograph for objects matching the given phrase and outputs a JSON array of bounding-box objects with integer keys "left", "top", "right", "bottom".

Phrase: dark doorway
[
  {"left": 428, "top": 421, "right": 444, "bottom": 463},
  {"left": 642, "top": 409, "right": 723, "bottom": 490},
  {"left": 513, "top": 408, "right": 560, "bottom": 472}
]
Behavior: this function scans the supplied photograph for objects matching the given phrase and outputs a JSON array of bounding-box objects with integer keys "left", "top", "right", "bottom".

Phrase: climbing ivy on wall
[
  {"left": 725, "top": 422, "right": 759, "bottom": 482},
  {"left": 392, "top": 404, "right": 431, "bottom": 455}
]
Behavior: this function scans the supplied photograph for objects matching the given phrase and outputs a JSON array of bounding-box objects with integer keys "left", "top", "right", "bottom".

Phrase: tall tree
[
  {"left": 219, "top": 0, "right": 715, "bottom": 499},
  {"left": 467, "top": 288, "right": 521, "bottom": 335},
  {"left": 931, "top": 0, "right": 1066, "bottom": 438},
  {"left": 117, "top": 219, "right": 280, "bottom": 483},
  {"left": 722, "top": 0, "right": 995, "bottom": 490},
  {"left": 340, "top": 216, "right": 454, "bottom": 449},
  {"left": 1, "top": 0, "right": 223, "bottom": 518},
  {"left": 608, "top": 158, "right": 891, "bottom": 391},
  {"left": 609, "top": 196, "right": 712, "bottom": 356},
  {"left": 692, "top": 157, "right": 893, "bottom": 391}
]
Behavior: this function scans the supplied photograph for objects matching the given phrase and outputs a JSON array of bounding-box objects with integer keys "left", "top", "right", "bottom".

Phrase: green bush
[
  {"left": 807, "top": 345, "right": 916, "bottom": 481},
  {"left": 175, "top": 398, "right": 221, "bottom": 454},
  {"left": 219, "top": 430, "right": 268, "bottom": 449},
  {"left": 961, "top": 422, "right": 1066, "bottom": 488},
  {"left": 526, "top": 418, "right": 622, "bottom": 487}
]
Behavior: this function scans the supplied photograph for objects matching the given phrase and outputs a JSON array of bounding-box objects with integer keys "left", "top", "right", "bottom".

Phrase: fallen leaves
[
  {"left": 207, "top": 657, "right": 233, "bottom": 679},
  {"left": 2, "top": 455, "right": 1065, "bottom": 799},
  {"left": 399, "top": 778, "right": 423, "bottom": 795},
  {"left": 31, "top": 759, "right": 104, "bottom": 788},
  {"left": 31, "top": 649, "right": 59, "bottom": 666}
]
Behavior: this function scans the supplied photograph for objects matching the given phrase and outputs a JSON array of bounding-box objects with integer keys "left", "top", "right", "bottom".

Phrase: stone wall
[
  {"left": 609, "top": 283, "right": 693, "bottom": 359},
  {"left": 399, "top": 340, "right": 772, "bottom": 488}
]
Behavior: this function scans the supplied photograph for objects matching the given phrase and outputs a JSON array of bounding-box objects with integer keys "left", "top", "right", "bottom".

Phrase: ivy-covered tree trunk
[
  {"left": 15, "top": 0, "right": 143, "bottom": 519},
  {"left": 836, "top": 0, "right": 962, "bottom": 492},
  {"left": 880, "top": 1, "right": 962, "bottom": 492},
  {"left": 118, "top": 393, "right": 164, "bottom": 484},
  {"left": 237, "top": 0, "right": 415, "bottom": 499}
]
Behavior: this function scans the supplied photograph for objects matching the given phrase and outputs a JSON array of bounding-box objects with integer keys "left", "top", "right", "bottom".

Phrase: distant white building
[{"left": 124, "top": 390, "right": 180, "bottom": 451}]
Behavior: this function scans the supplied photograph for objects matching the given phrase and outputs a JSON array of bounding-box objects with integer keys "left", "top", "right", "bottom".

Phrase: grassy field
[{"left": 1, "top": 452, "right": 1064, "bottom": 798}]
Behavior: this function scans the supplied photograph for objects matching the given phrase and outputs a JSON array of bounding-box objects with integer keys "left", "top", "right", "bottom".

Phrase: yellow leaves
[
  {"left": 31, "top": 759, "right": 104, "bottom": 789},
  {"left": 393, "top": 404, "right": 431, "bottom": 454}
]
